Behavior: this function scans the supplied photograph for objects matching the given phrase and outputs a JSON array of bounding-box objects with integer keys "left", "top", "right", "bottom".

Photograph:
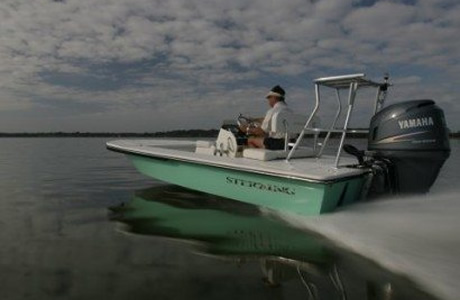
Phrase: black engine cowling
[{"left": 367, "top": 99, "right": 450, "bottom": 194}]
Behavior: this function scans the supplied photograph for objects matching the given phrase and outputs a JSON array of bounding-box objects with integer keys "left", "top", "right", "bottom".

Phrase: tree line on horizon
[
  {"left": 0, "top": 129, "right": 219, "bottom": 138},
  {"left": 1, "top": 129, "right": 460, "bottom": 138}
]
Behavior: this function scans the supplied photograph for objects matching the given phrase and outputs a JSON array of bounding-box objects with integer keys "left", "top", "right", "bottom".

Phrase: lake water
[{"left": 0, "top": 138, "right": 458, "bottom": 300}]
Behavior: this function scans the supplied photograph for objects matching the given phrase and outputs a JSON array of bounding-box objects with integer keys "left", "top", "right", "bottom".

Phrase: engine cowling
[{"left": 367, "top": 99, "right": 450, "bottom": 194}]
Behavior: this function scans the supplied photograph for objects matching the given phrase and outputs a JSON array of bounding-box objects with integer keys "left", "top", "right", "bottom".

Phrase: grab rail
[{"left": 285, "top": 73, "right": 388, "bottom": 168}]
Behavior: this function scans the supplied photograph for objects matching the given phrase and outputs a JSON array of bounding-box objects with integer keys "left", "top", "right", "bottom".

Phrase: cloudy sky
[{"left": 0, "top": 0, "right": 459, "bottom": 132}]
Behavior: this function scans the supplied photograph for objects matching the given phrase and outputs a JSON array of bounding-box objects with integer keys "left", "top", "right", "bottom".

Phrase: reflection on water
[{"left": 110, "top": 185, "right": 437, "bottom": 300}]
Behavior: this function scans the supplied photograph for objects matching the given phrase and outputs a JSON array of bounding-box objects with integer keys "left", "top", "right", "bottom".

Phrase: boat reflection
[{"left": 109, "top": 185, "right": 436, "bottom": 300}]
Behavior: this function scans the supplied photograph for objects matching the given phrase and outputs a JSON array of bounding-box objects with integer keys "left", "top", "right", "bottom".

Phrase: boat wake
[{"left": 269, "top": 191, "right": 460, "bottom": 300}]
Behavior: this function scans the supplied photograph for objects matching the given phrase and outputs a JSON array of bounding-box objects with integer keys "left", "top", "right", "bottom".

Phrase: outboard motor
[{"left": 367, "top": 99, "right": 450, "bottom": 194}]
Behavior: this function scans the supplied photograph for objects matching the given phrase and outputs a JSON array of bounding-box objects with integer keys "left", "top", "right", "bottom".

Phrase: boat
[{"left": 107, "top": 73, "right": 451, "bottom": 216}]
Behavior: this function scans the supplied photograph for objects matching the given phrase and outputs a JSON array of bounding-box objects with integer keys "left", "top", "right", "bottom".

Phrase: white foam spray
[{"left": 266, "top": 191, "right": 460, "bottom": 300}]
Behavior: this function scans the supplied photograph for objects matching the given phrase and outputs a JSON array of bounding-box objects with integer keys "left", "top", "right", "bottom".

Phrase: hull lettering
[{"left": 226, "top": 176, "right": 296, "bottom": 196}]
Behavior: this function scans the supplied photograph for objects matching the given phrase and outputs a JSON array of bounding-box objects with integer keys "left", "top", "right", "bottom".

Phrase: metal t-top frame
[{"left": 286, "top": 73, "right": 389, "bottom": 167}]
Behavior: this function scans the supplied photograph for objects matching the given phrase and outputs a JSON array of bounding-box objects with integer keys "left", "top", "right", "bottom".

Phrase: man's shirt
[{"left": 261, "top": 101, "right": 292, "bottom": 139}]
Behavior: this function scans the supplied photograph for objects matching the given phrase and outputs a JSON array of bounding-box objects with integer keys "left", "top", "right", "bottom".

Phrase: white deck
[{"left": 106, "top": 139, "right": 368, "bottom": 183}]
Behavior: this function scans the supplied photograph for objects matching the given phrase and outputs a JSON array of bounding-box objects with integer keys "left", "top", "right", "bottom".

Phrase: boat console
[{"left": 195, "top": 112, "right": 320, "bottom": 161}]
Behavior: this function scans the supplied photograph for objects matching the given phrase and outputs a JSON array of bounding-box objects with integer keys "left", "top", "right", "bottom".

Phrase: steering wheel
[
  {"left": 237, "top": 113, "right": 252, "bottom": 127},
  {"left": 237, "top": 114, "right": 260, "bottom": 136}
]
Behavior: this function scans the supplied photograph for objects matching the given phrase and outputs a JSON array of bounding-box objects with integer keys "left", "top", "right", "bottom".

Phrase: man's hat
[{"left": 265, "top": 85, "right": 285, "bottom": 100}]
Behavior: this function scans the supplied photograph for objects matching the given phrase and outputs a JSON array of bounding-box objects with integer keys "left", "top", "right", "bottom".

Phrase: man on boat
[{"left": 240, "top": 85, "right": 292, "bottom": 149}]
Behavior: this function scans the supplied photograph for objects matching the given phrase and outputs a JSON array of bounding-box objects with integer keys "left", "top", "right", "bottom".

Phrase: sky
[{"left": 0, "top": 0, "right": 459, "bottom": 132}]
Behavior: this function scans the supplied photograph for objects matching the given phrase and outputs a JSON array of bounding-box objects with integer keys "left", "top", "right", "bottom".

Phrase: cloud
[{"left": 0, "top": 0, "right": 459, "bottom": 131}]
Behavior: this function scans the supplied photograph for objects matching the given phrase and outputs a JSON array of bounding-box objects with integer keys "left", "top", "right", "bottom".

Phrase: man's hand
[
  {"left": 238, "top": 116, "right": 265, "bottom": 136},
  {"left": 239, "top": 124, "right": 248, "bottom": 133}
]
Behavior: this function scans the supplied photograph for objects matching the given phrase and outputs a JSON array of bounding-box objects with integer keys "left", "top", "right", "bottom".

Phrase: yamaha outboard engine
[{"left": 367, "top": 99, "right": 450, "bottom": 194}]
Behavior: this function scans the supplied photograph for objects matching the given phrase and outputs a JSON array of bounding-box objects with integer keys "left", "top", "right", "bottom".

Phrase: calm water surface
[{"left": 0, "top": 138, "right": 458, "bottom": 300}]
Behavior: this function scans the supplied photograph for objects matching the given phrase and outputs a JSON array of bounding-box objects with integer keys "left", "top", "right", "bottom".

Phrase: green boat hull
[{"left": 127, "top": 154, "right": 366, "bottom": 216}]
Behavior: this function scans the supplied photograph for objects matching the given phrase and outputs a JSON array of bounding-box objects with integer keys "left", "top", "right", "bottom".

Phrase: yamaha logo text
[{"left": 398, "top": 116, "right": 434, "bottom": 130}]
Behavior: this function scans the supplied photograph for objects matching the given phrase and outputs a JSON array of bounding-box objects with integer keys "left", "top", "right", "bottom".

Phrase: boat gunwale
[{"left": 106, "top": 142, "right": 370, "bottom": 185}]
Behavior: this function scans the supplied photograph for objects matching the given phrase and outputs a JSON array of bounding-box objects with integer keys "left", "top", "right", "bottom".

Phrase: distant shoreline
[
  {"left": 1, "top": 130, "right": 459, "bottom": 139},
  {"left": 0, "top": 130, "right": 365, "bottom": 138},
  {"left": 0, "top": 130, "right": 219, "bottom": 138}
]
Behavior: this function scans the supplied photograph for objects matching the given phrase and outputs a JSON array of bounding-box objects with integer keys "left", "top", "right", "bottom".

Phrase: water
[{"left": 0, "top": 138, "right": 458, "bottom": 300}]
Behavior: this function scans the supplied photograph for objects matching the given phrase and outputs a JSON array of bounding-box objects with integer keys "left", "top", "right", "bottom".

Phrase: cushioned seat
[{"left": 242, "top": 147, "right": 316, "bottom": 161}]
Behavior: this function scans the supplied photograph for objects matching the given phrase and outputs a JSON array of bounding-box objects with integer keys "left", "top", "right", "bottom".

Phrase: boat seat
[{"left": 243, "top": 148, "right": 316, "bottom": 161}]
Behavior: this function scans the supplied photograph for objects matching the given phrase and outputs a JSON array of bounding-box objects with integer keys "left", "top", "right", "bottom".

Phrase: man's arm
[
  {"left": 247, "top": 126, "right": 266, "bottom": 137},
  {"left": 241, "top": 110, "right": 271, "bottom": 137},
  {"left": 250, "top": 117, "right": 265, "bottom": 123},
  {"left": 238, "top": 116, "right": 264, "bottom": 134}
]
